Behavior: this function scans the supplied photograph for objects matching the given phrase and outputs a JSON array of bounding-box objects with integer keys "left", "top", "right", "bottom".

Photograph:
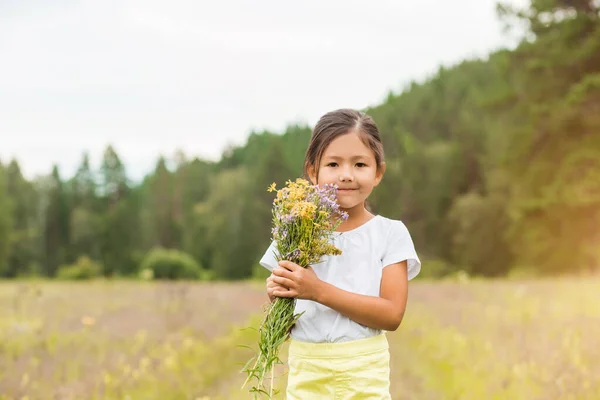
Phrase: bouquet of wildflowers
[{"left": 242, "top": 178, "right": 348, "bottom": 398}]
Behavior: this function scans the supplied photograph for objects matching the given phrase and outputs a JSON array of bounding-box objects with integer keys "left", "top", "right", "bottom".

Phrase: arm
[
  {"left": 272, "top": 260, "right": 409, "bottom": 331},
  {"left": 316, "top": 261, "right": 408, "bottom": 331}
]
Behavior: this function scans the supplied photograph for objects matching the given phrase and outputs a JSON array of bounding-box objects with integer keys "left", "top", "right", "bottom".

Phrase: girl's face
[{"left": 309, "top": 132, "right": 385, "bottom": 212}]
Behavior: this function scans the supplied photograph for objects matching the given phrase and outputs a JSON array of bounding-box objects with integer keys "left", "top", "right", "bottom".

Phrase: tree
[
  {"left": 100, "top": 145, "right": 128, "bottom": 205},
  {"left": 178, "top": 158, "right": 213, "bottom": 265},
  {"left": 98, "top": 145, "right": 138, "bottom": 276},
  {"left": 194, "top": 167, "right": 259, "bottom": 279},
  {"left": 71, "top": 152, "right": 97, "bottom": 208},
  {"left": 496, "top": 0, "right": 600, "bottom": 273},
  {"left": 4, "top": 160, "right": 39, "bottom": 277},
  {"left": 0, "top": 164, "right": 13, "bottom": 277},
  {"left": 144, "top": 156, "right": 180, "bottom": 249},
  {"left": 69, "top": 153, "right": 100, "bottom": 262},
  {"left": 43, "top": 165, "right": 70, "bottom": 276}
]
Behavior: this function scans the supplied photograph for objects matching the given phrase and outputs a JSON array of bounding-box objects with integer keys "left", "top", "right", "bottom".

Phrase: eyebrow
[{"left": 322, "top": 155, "right": 371, "bottom": 160}]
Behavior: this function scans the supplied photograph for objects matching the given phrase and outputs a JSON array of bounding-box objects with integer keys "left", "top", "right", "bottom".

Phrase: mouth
[{"left": 337, "top": 188, "right": 358, "bottom": 192}]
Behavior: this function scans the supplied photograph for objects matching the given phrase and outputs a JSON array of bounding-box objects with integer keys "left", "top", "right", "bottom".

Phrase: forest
[{"left": 1, "top": 0, "right": 599, "bottom": 280}]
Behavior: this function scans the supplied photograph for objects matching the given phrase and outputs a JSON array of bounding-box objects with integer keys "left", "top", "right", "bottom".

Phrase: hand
[
  {"left": 266, "top": 273, "right": 288, "bottom": 302},
  {"left": 271, "top": 261, "right": 322, "bottom": 301}
]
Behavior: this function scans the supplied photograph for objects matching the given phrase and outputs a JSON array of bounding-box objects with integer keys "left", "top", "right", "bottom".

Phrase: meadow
[{"left": 0, "top": 277, "right": 598, "bottom": 400}]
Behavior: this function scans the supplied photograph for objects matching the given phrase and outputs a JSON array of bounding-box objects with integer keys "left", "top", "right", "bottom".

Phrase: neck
[{"left": 336, "top": 202, "right": 374, "bottom": 232}]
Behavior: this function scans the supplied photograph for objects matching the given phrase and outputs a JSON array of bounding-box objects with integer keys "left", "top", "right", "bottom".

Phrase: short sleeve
[
  {"left": 259, "top": 240, "right": 279, "bottom": 272},
  {"left": 381, "top": 220, "right": 421, "bottom": 280}
]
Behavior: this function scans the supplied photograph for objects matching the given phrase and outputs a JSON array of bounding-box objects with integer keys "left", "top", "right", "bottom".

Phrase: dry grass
[
  {"left": 0, "top": 277, "right": 598, "bottom": 399},
  {"left": 0, "top": 280, "right": 271, "bottom": 399},
  {"left": 388, "top": 277, "right": 600, "bottom": 400}
]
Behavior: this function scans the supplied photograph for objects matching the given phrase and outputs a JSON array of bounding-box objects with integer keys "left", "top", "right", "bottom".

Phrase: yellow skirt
[{"left": 286, "top": 334, "right": 391, "bottom": 399}]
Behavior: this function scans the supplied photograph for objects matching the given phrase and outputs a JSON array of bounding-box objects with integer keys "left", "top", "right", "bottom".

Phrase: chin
[{"left": 338, "top": 201, "right": 363, "bottom": 211}]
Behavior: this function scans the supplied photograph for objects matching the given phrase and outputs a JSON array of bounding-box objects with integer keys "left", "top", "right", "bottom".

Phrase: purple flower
[{"left": 285, "top": 249, "right": 301, "bottom": 262}]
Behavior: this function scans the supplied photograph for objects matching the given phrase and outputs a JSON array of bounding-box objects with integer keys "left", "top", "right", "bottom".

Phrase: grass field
[{"left": 0, "top": 277, "right": 598, "bottom": 399}]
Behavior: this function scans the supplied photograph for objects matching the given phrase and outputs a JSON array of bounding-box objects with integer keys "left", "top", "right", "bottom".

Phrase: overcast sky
[{"left": 0, "top": 0, "right": 526, "bottom": 181}]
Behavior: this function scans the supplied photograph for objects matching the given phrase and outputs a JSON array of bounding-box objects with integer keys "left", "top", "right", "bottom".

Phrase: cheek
[
  {"left": 317, "top": 169, "right": 337, "bottom": 184},
  {"left": 358, "top": 169, "right": 378, "bottom": 184}
]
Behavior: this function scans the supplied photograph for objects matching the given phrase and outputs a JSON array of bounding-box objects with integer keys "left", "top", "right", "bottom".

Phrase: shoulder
[
  {"left": 371, "top": 215, "right": 411, "bottom": 238},
  {"left": 375, "top": 215, "right": 421, "bottom": 279},
  {"left": 372, "top": 215, "right": 417, "bottom": 255}
]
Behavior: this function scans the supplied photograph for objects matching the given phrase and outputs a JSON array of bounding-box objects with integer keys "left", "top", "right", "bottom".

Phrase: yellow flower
[
  {"left": 267, "top": 182, "right": 277, "bottom": 192},
  {"left": 81, "top": 316, "right": 96, "bottom": 327},
  {"left": 290, "top": 201, "right": 317, "bottom": 220}
]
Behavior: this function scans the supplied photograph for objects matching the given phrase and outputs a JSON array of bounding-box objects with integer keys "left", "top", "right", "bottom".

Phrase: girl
[{"left": 259, "top": 108, "right": 421, "bottom": 399}]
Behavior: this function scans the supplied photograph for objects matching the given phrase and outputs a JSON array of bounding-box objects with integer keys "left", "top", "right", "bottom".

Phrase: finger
[
  {"left": 267, "top": 282, "right": 286, "bottom": 291},
  {"left": 272, "top": 267, "right": 294, "bottom": 279},
  {"left": 274, "top": 289, "right": 297, "bottom": 298},
  {"left": 267, "top": 286, "right": 289, "bottom": 297},
  {"left": 273, "top": 276, "right": 296, "bottom": 289},
  {"left": 278, "top": 260, "right": 300, "bottom": 272},
  {"left": 269, "top": 286, "right": 287, "bottom": 296}
]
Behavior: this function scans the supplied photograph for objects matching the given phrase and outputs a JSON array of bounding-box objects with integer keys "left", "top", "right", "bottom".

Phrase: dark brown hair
[{"left": 303, "top": 108, "right": 385, "bottom": 183}]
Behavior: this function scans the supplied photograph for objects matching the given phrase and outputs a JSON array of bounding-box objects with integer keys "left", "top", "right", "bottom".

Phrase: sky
[{"left": 0, "top": 0, "right": 527, "bottom": 181}]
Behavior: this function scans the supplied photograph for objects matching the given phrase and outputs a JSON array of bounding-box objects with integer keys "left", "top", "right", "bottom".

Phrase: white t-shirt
[{"left": 259, "top": 215, "right": 421, "bottom": 343}]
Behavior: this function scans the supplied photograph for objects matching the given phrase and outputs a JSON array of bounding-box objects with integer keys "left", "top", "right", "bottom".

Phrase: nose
[{"left": 339, "top": 166, "right": 354, "bottom": 182}]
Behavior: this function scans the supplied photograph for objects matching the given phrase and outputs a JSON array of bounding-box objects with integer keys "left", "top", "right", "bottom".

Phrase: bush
[
  {"left": 446, "top": 190, "right": 513, "bottom": 277},
  {"left": 199, "top": 269, "right": 216, "bottom": 281},
  {"left": 139, "top": 247, "right": 205, "bottom": 280},
  {"left": 57, "top": 256, "right": 102, "bottom": 280},
  {"left": 414, "top": 257, "right": 454, "bottom": 280}
]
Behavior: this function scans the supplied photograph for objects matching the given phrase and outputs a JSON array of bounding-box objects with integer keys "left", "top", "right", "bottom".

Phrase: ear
[
  {"left": 307, "top": 164, "right": 318, "bottom": 185},
  {"left": 374, "top": 162, "right": 386, "bottom": 187}
]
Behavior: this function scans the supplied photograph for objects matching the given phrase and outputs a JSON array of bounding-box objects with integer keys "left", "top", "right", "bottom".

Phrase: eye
[
  {"left": 326, "top": 162, "right": 338, "bottom": 167},
  {"left": 356, "top": 163, "right": 367, "bottom": 168}
]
